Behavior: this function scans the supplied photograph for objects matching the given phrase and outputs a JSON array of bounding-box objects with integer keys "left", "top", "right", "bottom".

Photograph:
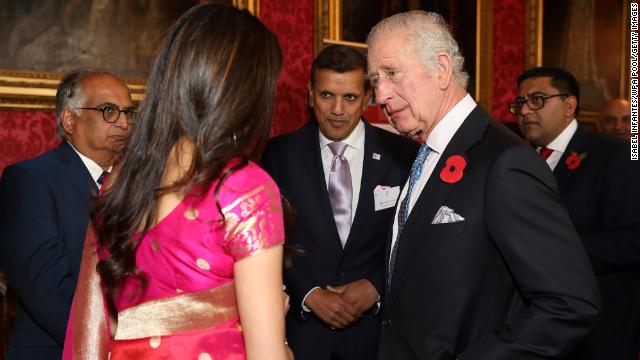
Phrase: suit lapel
[
  {"left": 345, "top": 123, "right": 390, "bottom": 251},
  {"left": 387, "top": 107, "right": 488, "bottom": 307},
  {"left": 300, "top": 123, "right": 343, "bottom": 247},
  {"left": 553, "top": 125, "right": 588, "bottom": 194},
  {"left": 55, "top": 140, "right": 97, "bottom": 197}
]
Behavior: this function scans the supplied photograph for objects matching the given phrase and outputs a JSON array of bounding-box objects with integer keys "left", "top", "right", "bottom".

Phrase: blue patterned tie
[{"left": 388, "top": 143, "right": 430, "bottom": 286}]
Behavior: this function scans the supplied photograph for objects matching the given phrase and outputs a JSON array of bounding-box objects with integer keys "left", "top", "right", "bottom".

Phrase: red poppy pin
[
  {"left": 440, "top": 155, "right": 467, "bottom": 183},
  {"left": 565, "top": 151, "right": 587, "bottom": 170}
]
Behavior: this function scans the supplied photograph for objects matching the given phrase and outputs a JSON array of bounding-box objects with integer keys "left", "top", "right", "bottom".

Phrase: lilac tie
[{"left": 328, "top": 142, "right": 352, "bottom": 248}]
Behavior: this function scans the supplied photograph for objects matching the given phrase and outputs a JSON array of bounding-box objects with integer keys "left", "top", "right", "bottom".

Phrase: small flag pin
[{"left": 372, "top": 153, "right": 381, "bottom": 160}]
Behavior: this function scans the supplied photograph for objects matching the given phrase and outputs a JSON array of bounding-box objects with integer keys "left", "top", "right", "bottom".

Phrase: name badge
[{"left": 374, "top": 185, "right": 400, "bottom": 211}]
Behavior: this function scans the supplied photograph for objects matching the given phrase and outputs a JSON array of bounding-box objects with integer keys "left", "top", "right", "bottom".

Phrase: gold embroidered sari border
[{"left": 114, "top": 282, "right": 238, "bottom": 340}]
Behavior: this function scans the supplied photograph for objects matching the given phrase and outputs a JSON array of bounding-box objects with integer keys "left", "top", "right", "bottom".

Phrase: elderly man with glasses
[
  {"left": 512, "top": 66, "right": 640, "bottom": 360},
  {"left": 0, "top": 69, "right": 133, "bottom": 359}
]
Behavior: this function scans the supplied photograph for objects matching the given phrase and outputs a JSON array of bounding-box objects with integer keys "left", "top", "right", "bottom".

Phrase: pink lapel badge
[{"left": 440, "top": 155, "right": 467, "bottom": 184}]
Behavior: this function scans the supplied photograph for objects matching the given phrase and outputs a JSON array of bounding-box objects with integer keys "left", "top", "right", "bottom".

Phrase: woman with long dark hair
[{"left": 63, "top": 4, "right": 291, "bottom": 359}]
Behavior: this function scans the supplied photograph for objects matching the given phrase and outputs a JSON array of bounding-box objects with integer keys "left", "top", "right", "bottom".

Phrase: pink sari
[{"left": 63, "top": 162, "right": 284, "bottom": 359}]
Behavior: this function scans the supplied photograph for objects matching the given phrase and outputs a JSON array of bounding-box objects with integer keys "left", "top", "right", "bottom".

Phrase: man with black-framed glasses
[
  {"left": 513, "top": 67, "right": 640, "bottom": 360},
  {"left": 0, "top": 69, "right": 132, "bottom": 359}
]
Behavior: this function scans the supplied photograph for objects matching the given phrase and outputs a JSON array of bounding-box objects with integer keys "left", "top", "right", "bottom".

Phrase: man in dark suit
[
  {"left": 366, "top": 11, "right": 601, "bottom": 359},
  {"left": 262, "top": 45, "right": 417, "bottom": 360},
  {"left": 513, "top": 67, "right": 640, "bottom": 360},
  {"left": 597, "top": 98, "right": 631, "bottom": 141},
  {"left": 0, "top": 70, "right": 133, "bottom": 359}
]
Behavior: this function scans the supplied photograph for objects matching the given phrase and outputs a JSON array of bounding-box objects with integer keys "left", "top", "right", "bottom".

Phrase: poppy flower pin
[
  {"left": 565, "top": 151, "right": 587, "bottom": 170},
  {"left": 440, "top": 155, "right": 467, "bottom": 183}
]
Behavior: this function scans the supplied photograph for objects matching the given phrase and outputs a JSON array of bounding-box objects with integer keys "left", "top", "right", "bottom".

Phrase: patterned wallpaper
[
  {"left": 492, "top": 0, "right": 526, "bottom": 123},
  {"left": 261, "top": 0, "right": 315, "bottom": 137},
  {"left": 0, "top": 111, "right": 59, "bottom": 175}
]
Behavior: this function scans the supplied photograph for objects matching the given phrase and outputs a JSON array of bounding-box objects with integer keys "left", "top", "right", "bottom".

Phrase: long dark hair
[{"left": 93, "top": 3, "right": 283, "bottom": 305}]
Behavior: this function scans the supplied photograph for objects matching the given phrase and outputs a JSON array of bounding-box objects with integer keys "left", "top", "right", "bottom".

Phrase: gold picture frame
[
  {"left": 525, "top": 0, "right": 629, "bottom": 124},
  {"left": 314, "top": 0, "right": 494, "bottom": 112},
  {"left": 0, "top": 0, "right": 258, "bottom": 110}
]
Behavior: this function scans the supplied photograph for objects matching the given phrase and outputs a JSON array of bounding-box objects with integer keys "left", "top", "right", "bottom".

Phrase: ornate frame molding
[
  {"left": 314, "top": 0, "right": 493, "bottom": 111},
  {"left": 524, "top": 0, "right": 543, "bottom": 70},
  {"left": 524, "top": 0, "right": 629, "bottom": 124},
  {"left": 475, "top": 0, "right": 493, "bottom": 112},
  {"left": 0, "top": 1, "right": 259, "bottom": 110},
  {"left": 235, "top": 0, "right": 260, "bottom": 17}
]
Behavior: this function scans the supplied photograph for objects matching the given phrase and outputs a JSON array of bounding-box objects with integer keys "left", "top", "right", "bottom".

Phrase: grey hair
[
  {"left": 367, "top": 11, "right": 469, "bottom": 90},
  {"left": 54, "top": 69, "right": 110, "bottom": 138}
]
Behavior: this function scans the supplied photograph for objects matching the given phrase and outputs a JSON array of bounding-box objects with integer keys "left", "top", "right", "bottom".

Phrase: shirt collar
[
  {"left": 67, "top": 141, "right": 111, "bottom": 184},
  {"left": 319, "top": 119, "right": 366, "bottom": 150},
  {"left": 426, "top": 94, "right": 477, "bottom": 154},
  {"left": 543, "top": 119, "right": 578, "bottom": 153}
]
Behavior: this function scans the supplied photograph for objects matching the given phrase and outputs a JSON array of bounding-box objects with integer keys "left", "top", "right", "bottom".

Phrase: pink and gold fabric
[{"left": 63, "top": 162, "right": 284, "bottom": 359}]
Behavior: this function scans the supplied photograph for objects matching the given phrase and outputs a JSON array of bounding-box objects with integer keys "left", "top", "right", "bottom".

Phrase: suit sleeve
[
  {"left": 579, "top": 145, "right": 640, "bottom": 274},
  {"left": 460, "top": 146, "right": 600, "bottom": 359},
  {"left": 364, "top": 264, "right": 385, "bottom": 301},
  {"left": 0, "top": 166, "right": 77, "bottom": 344}
]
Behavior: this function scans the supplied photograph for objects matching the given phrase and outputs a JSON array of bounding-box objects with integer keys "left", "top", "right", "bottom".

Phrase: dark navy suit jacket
[
  {"left": 262, "top": 120, "right": 417, "bottom": 360},
  {"left": 556, "top": 126, "right": 640, "bottom": 360},
  {"left": 378, "top": 107, "right": 600, "bottom": 360},
  {"left": 0, "top": 140, "right": 95, "bottom": 359}
]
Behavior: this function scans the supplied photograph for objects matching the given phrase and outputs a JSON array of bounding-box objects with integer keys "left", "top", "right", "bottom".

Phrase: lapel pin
[{"left": 372, "top": 153, "right": 381, "bottom": 160}]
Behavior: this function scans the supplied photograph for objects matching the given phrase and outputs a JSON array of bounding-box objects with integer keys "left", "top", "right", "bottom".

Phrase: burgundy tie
[
  {"left": 327, "top": 142, "right": 352, "bottom": 248},
  {"left": 539, "top": 147, "right": 553, "bottom": 160},
  {"left": 97, "top": 170, "right": 109, "bottom": 187}
]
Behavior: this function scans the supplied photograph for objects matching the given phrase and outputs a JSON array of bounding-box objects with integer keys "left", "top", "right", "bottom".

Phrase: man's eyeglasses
[
  {"left": 73, "top": 102, "right": 136, "bottom": 124},
  {"left": 508, "top": 93, "right": 569, "bottom": 116}
]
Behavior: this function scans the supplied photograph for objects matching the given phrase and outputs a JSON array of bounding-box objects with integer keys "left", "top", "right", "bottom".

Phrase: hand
[
  {"left": 304, "top": 288, "right": 360, "bottom": 329},
  {"left": 326, "top": 279, "right": 379, "bottom": 314}
]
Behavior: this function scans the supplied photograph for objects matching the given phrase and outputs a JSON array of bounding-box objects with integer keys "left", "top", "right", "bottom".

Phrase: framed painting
[
  {"left": 314, "top": 0, "right": 494, "bottom": 111},
  {"left": 525, "top": 0, "right": 629, "bottom": 124},
  {"left": 0, "top": 0, "right": 259, "bottom": 110}
]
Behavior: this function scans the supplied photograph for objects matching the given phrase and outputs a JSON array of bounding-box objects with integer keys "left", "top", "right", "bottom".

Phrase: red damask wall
[
  {"left": 0, "top": 111, "right": 59, "bottom": 175},
  {"left": 492, "top": 0, "right": 525, "bottom": 122},
  {"left": 261, "top": 0, "right": 315, "bottom": 137}
]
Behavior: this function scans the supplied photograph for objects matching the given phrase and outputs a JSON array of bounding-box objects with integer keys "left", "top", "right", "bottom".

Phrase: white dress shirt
[
  {"left": 302, "top": 120, "right": 366, "bottom": 311},
  {"left": 68, "top": 141, "right": 111, "bottom": 189},
  {"left": 537, "top": 119, "right": 578, "bottom": 171},
  {"left": 389, "top": 94, "right": 477, "bottom": 266}
]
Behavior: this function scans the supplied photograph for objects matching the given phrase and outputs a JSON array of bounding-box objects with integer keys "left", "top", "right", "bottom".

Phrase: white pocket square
[{"left": 431, "top": 206, "right": 465, "bottom": 224}]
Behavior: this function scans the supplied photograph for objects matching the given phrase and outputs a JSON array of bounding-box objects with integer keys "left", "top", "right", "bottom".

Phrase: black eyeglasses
[
  {"left": 508, "top": 93, "right": 569, "bottom": 116},
  {"left": 73, "top": 102, "right": 136, "bottom": 124}
]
